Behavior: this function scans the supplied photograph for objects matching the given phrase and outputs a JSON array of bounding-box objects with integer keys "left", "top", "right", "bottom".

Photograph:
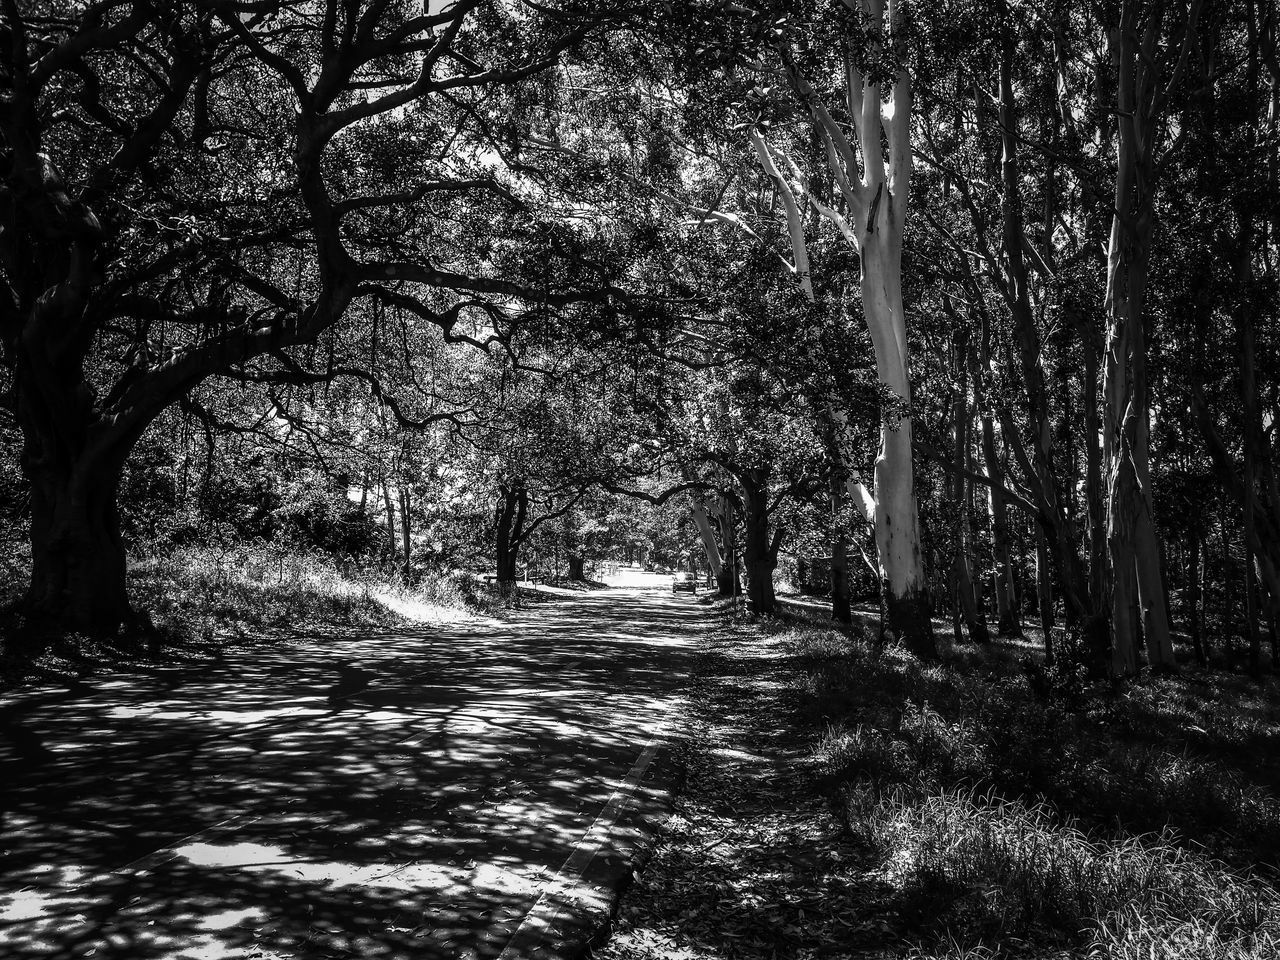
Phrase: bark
[
  {"left": 567, "top": 554, "right": 586, "bottom": 581},
  {"left": 690, "top": 498, "right": 726, "bottom": 586},
  {"left": 24, "top": 453, "right": 134, "bottom": 637},
  {"left": 1080, "top": 310, "right": 1111, "bottom": 668},
  {"left": 829, "top": 486, "right": 853, "bottom": 624},
  {"left": 399, "top": 486, "right": 412, "bottom": 581},
  {"left": 950, "top": 333, "right": 988, "bottom": 644},
  {"left": 823, "top": 425, "right": 853, "bottom": 624},
  {"left": 992, "top": 39, "right": 1097, "bottom": 658},
  {"left": 382, "top": 480, "right": 398, "bottom": 563},
  {"left": 714, "top": 495, "right": 739, "bottom": 597},
  {"left": 1247, "top": 545, "right": 1264, "bottom": 676},
  {"left": 1100, "top": 2, "right": 1194, "bottom": 675},
  {"left": 980, "top": 414, "right": 1020, "bottom": 636},
  {"left": 858, "top": 151, "right": 936, "bottom": 657},
  {"left": 495, "top": 486, "right": 528, "bottom": 597},
  {"left": 769, "top": 5, "right": 934, "bottom": 658},
  {"left": 1035, "top": 530, "right": 1055, "bottom": 666},
  {"left": 740, "top": 468, "right": 777, "bottom": 614},
  {"left": 1188, "top": 519, "right": 1207, "bottom": 665}
]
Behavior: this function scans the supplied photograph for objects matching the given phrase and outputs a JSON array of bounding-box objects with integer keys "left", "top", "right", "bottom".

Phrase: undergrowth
[
  {"left": 781, "top": 619, "right": 1280, "bottom": 958},
  {"left": 131, "top": 541, "right": 492, "bottom": 641},
  {"left": 1, "top": 540, "right": 493, "bottom": 683}
]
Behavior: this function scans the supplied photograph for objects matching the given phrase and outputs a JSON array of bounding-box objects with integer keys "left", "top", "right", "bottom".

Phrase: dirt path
[{"left": 0, "top": 588, "right": 700, "bottom": 960}]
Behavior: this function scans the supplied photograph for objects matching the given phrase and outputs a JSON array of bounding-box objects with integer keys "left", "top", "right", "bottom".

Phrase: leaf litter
[{"left": 596, "top": 619, "right": 903, "bottom": 960}]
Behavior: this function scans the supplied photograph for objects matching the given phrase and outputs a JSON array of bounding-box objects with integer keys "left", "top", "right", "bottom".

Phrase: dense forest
[
  {"left": 4, "top": 0, "right": 1277, "bottom": 676},
  {"left": 2, "top": 2, "right": 1280, "bottom": 956}
]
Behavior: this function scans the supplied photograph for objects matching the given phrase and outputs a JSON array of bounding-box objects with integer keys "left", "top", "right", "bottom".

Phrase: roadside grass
[
  {"left": 793, "top": 617, "right": 1280, "bottom": 957},
  {"left": 132, "top": 541, "right": 492, "bottom": 641},
  {"left": 605, "top": 607, "right": 1280, "bottom": 960},
  {"left": 0, "top": 540, "right": 493, "bottom": 684}
]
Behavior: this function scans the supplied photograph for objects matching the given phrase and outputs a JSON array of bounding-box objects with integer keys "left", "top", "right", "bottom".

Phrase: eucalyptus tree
[
  {"left": 910, "top": 7, "right": 1105, "bottom": 659},
  {"left": 1095, "top": 0, "right": 1202, "bottom": 674},
  {"left": 0, "top": 0, "right": 634, "bottom": 637},
  {"left": 747, "top": 0, "right": 932, "bottom": 649},
  {"left": 666, "top": 0, "right": 936, "bottom": 653}
]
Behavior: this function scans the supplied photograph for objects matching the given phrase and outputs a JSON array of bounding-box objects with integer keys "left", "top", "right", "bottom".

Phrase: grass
[
  {"left": 604, "top": 603, "right": 1280, "bottom": 960},
  {"left": 131, "top": 541, "right": 493, "bottom": 640},
  {"left": 793, "top": 617, "right": 1280, "bottom": 957},
  {"left": 0, "top": 539, "right": 493, "bottom": 685}
]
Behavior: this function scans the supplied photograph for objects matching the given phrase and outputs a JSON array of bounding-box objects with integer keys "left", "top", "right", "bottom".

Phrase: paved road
[{"left": 0, "top": 587, "right": 699, "bottom": 960}]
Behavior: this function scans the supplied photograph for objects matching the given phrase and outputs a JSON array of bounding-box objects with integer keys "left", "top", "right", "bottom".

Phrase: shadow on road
[{"left": 0, "top": 590, "right": 701, "bottom": 959}]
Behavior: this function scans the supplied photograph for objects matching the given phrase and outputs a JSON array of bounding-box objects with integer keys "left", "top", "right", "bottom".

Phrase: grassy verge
[
  {"left": 604, "top": 606, "right": 1280, "bottom": 959},
  {"left": 133, "top": 542, "right": 494, "bottom": 637},
  {"left": 0, "top": 541, "right": 493, "bottom": 685}
]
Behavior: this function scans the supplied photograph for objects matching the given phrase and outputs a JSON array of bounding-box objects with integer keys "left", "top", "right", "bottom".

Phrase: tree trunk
[
  {"left": 1188, "top": 519, "right": 1206, "bottom": 665},
  {"left": 714, "top": 495, "right": 738, "bottom": 597},
  {"left": 495, "top": 486, "right": 528, "bottom": 598},
  {"left": 862, "top": 228, "right": 935, "bottom": 658},
  {"left": 1246, "top": 545, "right": 1263, "bottom": 676},
  {"left": 567, "top": 554, "right": 586, "bottom": 580},
  {"left": 381, "top": 479, "right": 398, "bottom": 563},
  {"left": 740, "top": 468, "right": 776, "bottom": 614},
  {"left": 690, "top": 498, "right": 726, "bottom": 587},
  {"left": 994, "top": 40, "right": 1096, "bottom": 657},
  {"left": 774, "top": 16, "right": 933, "bottom": 658},
  {"left": 1080, "top": 309, "right": 1111, "bottom": 668},
  {"left": 1035, "top": 530, "right": 1055, "bottom": 666},
  {"left": 1101, "top": 13, "right": 1178, "bottom": 676},
  {"left": 830, "top": 512, "right": 853, "bottom": 624},
  {"left": 1100, "top": 0, "right": 1199, "bottom": 674},
  {"left": 399, "top": 486, "right": 412, "bottom": 582},
  {"left": 1134, "top": 503, "right": 1175, "bottom": 668},
  {"left": 24, "top": 456, "right": 134, "bottom": 638},
  {"left": 824, "top": 426, "right": 853, "bottom": 624},
  {"left": 981, "top": 415, "right": 1020, "bottom": 636},
  {"left": 951, "top": 332, "right": 988, "bottom": 644}
]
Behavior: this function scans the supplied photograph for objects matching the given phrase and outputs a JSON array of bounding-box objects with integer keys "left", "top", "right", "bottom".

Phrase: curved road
[{"left": 0, "top": 586, "right": 700, "bottom": 960}]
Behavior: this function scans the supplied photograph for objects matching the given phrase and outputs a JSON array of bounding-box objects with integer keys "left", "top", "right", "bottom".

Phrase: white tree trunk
[
  {"left": 690, "top": 499, "right": 724, "bottom": 581},
  {"left": 747, "top": 0, "right": 935, "bottom": 657}
]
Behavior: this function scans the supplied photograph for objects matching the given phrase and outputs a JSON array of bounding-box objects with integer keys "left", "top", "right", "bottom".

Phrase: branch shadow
[{"left": 0, "top": 591, "right": 699, "bottom": 959}]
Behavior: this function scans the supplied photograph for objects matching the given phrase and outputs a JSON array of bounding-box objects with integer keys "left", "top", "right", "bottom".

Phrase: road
[{"left": 0, "top": 584, "right": 699, "bottom": 960}]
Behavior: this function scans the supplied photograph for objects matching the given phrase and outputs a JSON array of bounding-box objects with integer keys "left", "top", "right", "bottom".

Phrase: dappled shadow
[
  {"left": 769, "top": 617, "right": 1280, "bottom": 878},
  {"left": 0, "top": 590, "right": 700, "bottom": 958},
  {"left": 602, "top": 619, "right": 908, "bottom": 958}
]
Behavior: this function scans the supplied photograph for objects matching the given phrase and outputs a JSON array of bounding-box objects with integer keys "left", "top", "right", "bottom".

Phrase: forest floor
[{"left": 598, "top": 602, "right": 1280, "bottom": 960}]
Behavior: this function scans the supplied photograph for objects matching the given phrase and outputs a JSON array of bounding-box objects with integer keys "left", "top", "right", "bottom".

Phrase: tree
[
  {"left": 736, "top": 0, "right": 936, "bottom": 654},
  {"left": 1099, "top": 0, "right": 1200, "bottom": 674},
  {"left": 0, "top": 0, "right": 627, "bottom": 637}
]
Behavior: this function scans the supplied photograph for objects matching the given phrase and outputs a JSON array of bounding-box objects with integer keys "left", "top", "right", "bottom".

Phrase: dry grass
[
  {"left": 0, "top": 540, "right": 492, "bottom": 684},
  {"left": 131, "top": 541, "right": 492, "bottom": 639}
]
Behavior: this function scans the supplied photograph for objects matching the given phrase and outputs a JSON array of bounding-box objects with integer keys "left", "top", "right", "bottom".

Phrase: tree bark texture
[
  {"left": 1099, "top": 0, "right": 1198, "bottom": 675},
  {"left": 740, "top": 467, "right": 777, "bottom": 614}
]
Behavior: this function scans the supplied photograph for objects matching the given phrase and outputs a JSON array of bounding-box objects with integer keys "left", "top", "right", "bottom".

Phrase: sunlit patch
[
  {"left": 97, "top": 704, "right": 327, "bottom": 725},
  {"left": 372, "top": 591, "right": 477, "bottom": 625},
  {"left": 197, "top": 906, "right": 264, "bottom": 931},
  {"left": 0, "top": 866, "right": 90, "bottom": 922},
  {"left": 175, "top": 841, "right": 285, "bottom": 868},
  {"left": 171, "top": 839, "right": 465, "bottom": 892}
]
